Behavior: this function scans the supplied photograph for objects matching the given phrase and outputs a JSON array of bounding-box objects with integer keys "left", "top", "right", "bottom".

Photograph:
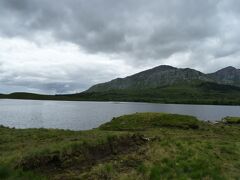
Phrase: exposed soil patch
[{"left": 18, "top": 134, "right": 149, "bottom": 177}]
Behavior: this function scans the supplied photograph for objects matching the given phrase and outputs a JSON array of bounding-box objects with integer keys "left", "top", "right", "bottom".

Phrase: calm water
[{"left": 0, "top": 99, "right": 239, "bottom": 130}]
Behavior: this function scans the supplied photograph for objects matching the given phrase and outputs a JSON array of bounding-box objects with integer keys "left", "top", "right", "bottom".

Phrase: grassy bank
[{"left": 0, "top": 113, "right": 240, "bottom": 179}]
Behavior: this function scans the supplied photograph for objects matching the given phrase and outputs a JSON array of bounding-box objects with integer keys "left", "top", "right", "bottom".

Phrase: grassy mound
[
  {"left": 222, "top": 116, "right": 240, "bottom": 124},
  {"left": 100, "top": 113, "right": 201, "bottom": 131}
]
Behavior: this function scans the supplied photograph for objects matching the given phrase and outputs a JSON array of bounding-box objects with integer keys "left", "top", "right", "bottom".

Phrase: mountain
[
  {"left": 75, "top": 65, "right": 240, "bottom": 105},
  {"left": 87, "top": 65, "right": 240, "bottom": 92},
  {"left": 208, "top": 66, "right": 240, "bottom": 86},
  {"left": 87, "top": 65, "right": 212, "bottom": 92}
]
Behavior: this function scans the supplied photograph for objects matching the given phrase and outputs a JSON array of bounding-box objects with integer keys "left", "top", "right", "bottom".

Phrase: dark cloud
[{"left": 0, "top": 0, "right": 224, "bottom": 59}]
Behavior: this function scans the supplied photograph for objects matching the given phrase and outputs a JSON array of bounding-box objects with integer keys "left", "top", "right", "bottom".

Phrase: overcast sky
[{"left": 0, "top": 0, "right": 240, "bottom": 94}]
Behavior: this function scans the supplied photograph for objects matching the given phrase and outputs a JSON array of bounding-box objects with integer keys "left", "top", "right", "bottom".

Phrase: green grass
[
  {"left": 100, "top": 113, "right": 201, "bottom": 131},
  {"left": 0, "top": 165, "right": 45, "bottom": 180},
  {"left": 0, "top": 113, "right": 240, "bottom": 179},
  {"left": 222, "top": 116, "right": 240, "bottom": 124}
]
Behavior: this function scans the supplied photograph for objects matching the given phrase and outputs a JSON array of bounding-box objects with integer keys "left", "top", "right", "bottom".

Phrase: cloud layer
[{"left": 0, "top": 0, "right": 240, "bottom": 93}]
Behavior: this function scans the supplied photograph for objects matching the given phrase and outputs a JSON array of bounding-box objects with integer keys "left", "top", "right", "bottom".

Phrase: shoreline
[{"left": 1, "top": 97, "right": 240, "bottom": 106}]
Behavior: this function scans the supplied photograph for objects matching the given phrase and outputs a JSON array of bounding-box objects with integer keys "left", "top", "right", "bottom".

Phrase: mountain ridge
[{"left": 87, "top": 65, "right": 240, "bottom": 92}]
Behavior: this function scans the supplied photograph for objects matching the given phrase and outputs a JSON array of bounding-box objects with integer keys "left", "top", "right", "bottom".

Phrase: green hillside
[
  {"left": 71, "top": 82, "right": 240, "bottom": 105},
  {"left": 86, "top": 66, "right": 240, "bottom": 92}
]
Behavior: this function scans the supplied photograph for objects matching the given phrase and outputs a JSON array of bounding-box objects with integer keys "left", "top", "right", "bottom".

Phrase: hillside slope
[
  {"left": 87, "top": 65, "right": 240, "bottom": 92},
  {"left": 87, "top": 65, "right": 212, "bottom": 92},
  {"left": 208, "top": 66, "right": 240, "bottom": 86}
]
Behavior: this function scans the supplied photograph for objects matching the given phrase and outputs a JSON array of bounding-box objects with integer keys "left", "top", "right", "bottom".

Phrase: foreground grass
[{"left": 0, "top": 113, "right": 240, "bottom": 179}]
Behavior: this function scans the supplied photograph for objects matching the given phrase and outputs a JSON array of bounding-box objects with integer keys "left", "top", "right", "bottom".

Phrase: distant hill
[{"left": 1, "top": 65, "right": 240, "bottom": 105}]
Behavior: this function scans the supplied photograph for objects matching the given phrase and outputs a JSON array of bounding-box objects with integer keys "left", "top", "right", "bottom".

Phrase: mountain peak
[
  {"left": 87, "top": 65, "right": 211, "bottom": 92},
  {"left": 153, "top": 65, "right": 176, "bottom": 71},
  {"left": 217, "top": 66, "right": 237, "bottom": 72},
  {"left": 209, "top": 66, "right": 240, "bottom": 85},
  {"left": 226, "top": 66, "right": 236, "bottom": 69},
  {"left": 213, "top": 66, "right": 239, "bottom": 75}
]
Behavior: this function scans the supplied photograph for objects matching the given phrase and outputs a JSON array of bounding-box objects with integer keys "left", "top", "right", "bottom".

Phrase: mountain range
[
  {"left": 86, "top": 65, "right": 240, "bottom": 92},
  {"left": 1, "top": 65, "right": 240, "bottom": 105}
]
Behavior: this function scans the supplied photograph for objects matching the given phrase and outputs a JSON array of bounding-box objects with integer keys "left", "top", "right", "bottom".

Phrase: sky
[{"left": 0, "top": 0, "right": 240, "bottom": 94}]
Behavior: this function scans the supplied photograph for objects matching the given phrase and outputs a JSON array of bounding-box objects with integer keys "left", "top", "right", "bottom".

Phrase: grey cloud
[
  {"left": 0, "top": 43, "right": 126, "bottom": 93},
  {"left": 0, "top": 0, "right": 227, "bottom": 60},
  {"left": 0, "top": 69, "right": 110, "bottom": 94}
]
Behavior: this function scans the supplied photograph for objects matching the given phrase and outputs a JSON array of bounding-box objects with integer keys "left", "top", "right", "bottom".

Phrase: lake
[{"left": 0, "top": 99, "right": 239, "bottom": 130}]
